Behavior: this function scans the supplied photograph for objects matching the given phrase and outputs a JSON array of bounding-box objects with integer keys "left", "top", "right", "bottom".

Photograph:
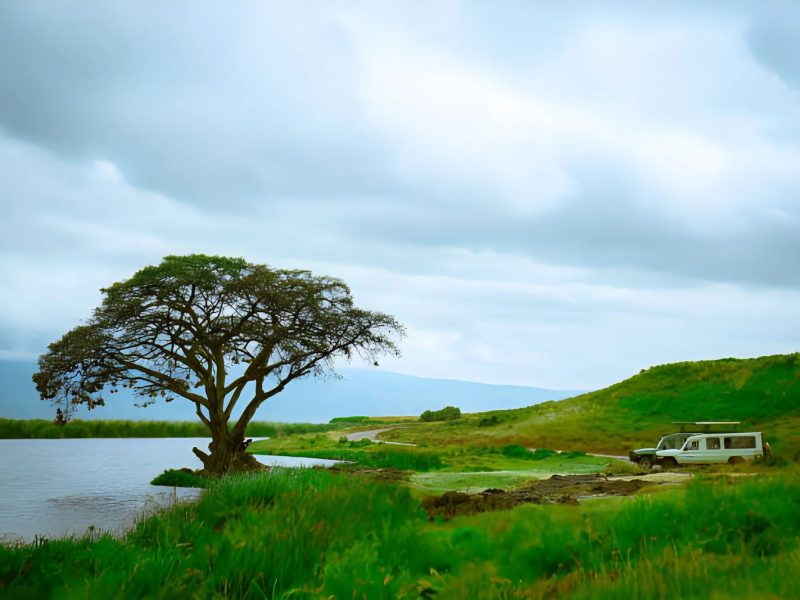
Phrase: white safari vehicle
[{"left": 656, "top": 431, "right": 764, "bottom": 467}]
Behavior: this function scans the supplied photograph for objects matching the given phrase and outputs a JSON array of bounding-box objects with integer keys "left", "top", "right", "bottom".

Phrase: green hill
[{"left": 381, "top": 353, "right": 800, "bottom": 458}]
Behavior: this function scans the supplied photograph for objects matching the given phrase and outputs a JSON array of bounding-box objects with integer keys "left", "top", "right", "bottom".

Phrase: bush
[
  {"left": 500, "top": 445, "right": 557, "bottom": 461},
  {"left": 337, "top": 437, "right": 372, "bottom": 448},
  {"left": 559, "top": 450, "right": 586, "bottom": 459},
  {"left": 501, "top": 444, "right": 533, "bottom": 459},
  {"left": 420, "top": 406, "right": 462, "bottom": 422},
  {"left": 478, "top": 415, "right": 501, "bottom": 427},
  {"left": 150, "top": 469, "right": 208, "bottom": 488}
]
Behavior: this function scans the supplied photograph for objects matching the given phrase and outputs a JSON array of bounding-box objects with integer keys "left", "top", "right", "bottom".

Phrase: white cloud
[{"left": 1, "top": 2, "right": 799, "bottom": 390}]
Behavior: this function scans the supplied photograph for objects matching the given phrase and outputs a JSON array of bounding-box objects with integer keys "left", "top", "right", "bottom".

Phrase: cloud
[
  {"left": 1, "top": 2, "right": 799, "bottom": 388},
  {"left": 746, "top": 2, "right": 800, "bottom": 89}
]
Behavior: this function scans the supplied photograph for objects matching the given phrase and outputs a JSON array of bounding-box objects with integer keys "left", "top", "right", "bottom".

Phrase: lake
[{"left": 0, "top": 438, "right": 340, "bottom": 542}]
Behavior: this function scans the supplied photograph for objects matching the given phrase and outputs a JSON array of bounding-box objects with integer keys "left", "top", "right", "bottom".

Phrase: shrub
[
  {"left": 501, "top": 444, "right": 534, "bottom": 460},
  {"left": 150, "top": 469, "right": 208, "bottom": 488},
  {"left": 500, "top": 445, "right": 557, "bottom": 461},
  {"left": 420, "top": 406, "right": 462, "bottom": 422},
  {"left": 560, "top": 450, "right": 586, "bottom": 459}
]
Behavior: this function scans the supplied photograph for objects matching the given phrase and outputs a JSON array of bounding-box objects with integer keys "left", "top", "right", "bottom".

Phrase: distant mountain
[{"left": 0, "top": 359, "right": 582, "bottom": 423}]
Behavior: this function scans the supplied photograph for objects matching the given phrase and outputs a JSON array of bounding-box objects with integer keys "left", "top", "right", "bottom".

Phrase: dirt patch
[{"left": 422, "top": 474, "right": 650, "bottom": 519}]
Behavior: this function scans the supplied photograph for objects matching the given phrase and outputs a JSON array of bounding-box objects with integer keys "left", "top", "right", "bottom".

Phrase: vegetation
[
  {"left": 502, "top": 445, "right": 558, "bottom": 460},
  {"left": 249, "top": 432, "right": 609, "bottom": 479},
  {"left": 420, "top": 405, "right": 462, "bottom": 422},
  {"left": 5, "top": 353, "right": 800, "bottom": 597},
  {"left": 150, "top": 469, "right": 208, "bottom": 488},
  {"left": 2, "top": 468, "right": 800, "bottom": 598},
  {"left": 0, "top": 418, "right": 341, "bottom": 439},
  {"left": 380, "top": 353, "right": 800, "bottom": 459},
  {"left": 329, "top": 415, "right": 370, "bottom": 423},
  {"left": 31, "top": 254, "right": 403, "bottom": 474}
]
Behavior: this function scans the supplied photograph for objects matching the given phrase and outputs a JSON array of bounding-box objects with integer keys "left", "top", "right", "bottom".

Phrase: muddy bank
[{"left": 422, "top": 474, "right": 652, "bottom": 519}]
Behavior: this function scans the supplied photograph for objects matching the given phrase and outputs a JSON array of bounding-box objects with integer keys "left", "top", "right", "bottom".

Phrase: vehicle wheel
[
  {"left": 660, "top": 457, "right": 678, "bottom": 470},
  {"left": 728, "top": 456, "right": 745, "bottom": 465},
  {"left": 638, "top": 456, "right": 652, "bottom": 470}
]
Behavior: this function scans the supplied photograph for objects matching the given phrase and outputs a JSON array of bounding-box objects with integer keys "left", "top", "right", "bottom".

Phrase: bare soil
[{"left": 422, "top": 473, "right": 655, "bottom": 519}]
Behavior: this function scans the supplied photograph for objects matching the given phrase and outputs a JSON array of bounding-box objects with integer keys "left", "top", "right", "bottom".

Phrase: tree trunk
[{"left": 192, "top": 415, "right": 263, "bottom": 476}]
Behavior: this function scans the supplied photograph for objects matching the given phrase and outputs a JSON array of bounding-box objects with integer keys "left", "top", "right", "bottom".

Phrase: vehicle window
[
  {"left": 686, "top": 440, "right": 699, "bottom": 451},
  {"left": 659, "top": 435, "right": 677, "bottom": 450},
  {"left": 706, "top": 437, "right": 720, "bottom": 450},
  {"left": 724, "top": 436, "right": 756, "bottom": 449}
]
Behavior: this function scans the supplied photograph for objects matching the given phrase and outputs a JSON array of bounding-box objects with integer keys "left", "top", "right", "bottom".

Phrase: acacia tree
[{"left": 33, "top": 255, "right": 404, "bottom": 474}]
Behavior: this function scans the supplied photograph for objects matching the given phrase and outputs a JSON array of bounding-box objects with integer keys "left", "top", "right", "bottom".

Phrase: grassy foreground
[{"left": 2, "top": 468, "right": 799, "bottom": 599}]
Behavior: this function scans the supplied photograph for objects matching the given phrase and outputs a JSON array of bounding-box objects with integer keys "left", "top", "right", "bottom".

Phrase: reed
[{"left": 0, "top": 418, "right": 340, "bottom": 439}]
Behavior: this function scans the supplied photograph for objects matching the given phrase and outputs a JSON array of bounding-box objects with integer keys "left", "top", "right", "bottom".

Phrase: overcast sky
[{"left": 1, "top": 1, "right": 799, "bottom": 390}]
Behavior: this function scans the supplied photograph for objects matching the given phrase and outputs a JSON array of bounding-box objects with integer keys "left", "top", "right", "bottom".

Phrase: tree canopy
[{"left": 33, "top": 254, "right": 404, "bottom": 473}]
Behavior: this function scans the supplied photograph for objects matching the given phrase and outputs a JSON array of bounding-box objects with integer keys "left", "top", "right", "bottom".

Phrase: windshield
[{"left": 657, "top": 433, "right": 693, "bottom": 450}]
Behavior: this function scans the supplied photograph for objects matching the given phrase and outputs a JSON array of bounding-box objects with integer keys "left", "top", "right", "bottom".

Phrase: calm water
[{"left": 0, "top": 438, "right": 340, "bottom": 541}]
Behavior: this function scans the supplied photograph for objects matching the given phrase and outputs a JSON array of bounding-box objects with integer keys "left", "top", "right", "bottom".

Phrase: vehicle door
[
  {"left": 678, "top": 438, "right": 703, "bottom": 464},
  {"left": 702, "top": 436, "right": 726, "bottom": 463}
]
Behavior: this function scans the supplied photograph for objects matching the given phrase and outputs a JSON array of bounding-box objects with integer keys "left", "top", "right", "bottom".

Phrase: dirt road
[{"left": 345, "top": 428, "right": 416, "bottom": 446}]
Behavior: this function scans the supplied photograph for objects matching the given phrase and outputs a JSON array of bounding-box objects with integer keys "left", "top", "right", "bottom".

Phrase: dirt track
[
  {"left": 422, "top": 473, "right": 676, "bottom": 519},
  {"left": 345, "top": 428, "right": 416, "bottom": 446}
]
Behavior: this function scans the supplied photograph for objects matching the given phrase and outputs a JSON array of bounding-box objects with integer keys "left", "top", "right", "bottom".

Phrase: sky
[{"left": 1, "top": 1, "right": 800, "bottom": 391}]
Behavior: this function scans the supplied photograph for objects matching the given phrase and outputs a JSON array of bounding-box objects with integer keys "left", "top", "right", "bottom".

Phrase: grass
[
  {"left": 378, "top": 353, "right": 800, "bottom": 459},
  {"left": 249, "top": 430, "right": 611, "bottom": 477},
  {"left": 410, "top": 460, "right": 606, "bottom": 494},
  {"left": 2, "top": 467, "right": 800, "bottom": 598},
  {"left": 0, "top": 418, "right": 341, "bottom": 439},
  {"left": 329, "top": 415, "right": 370, "bottom": 423},
  {"left": 4, "top": 353, "right": 800, "bottom": 596},
  {"left": 256, "top": 443, "right": 446, "bottom": 471}
]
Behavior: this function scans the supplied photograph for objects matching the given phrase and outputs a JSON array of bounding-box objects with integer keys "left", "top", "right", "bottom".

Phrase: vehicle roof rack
[{"left": 671, "top": 421, "right": 741, "bottom": 432}]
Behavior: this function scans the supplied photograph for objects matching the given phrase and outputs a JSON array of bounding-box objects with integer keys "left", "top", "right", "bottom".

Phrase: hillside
[{"left": 381, "top": 353, "right": 800, "bottom": 458}]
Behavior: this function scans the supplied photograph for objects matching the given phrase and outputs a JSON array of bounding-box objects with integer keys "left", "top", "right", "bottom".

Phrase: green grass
[
  {"left": 257, "top": 444, "right": 445, "bottom": 471},
  {"left": 2, "top": 468, "right": 800, "bottom": 598},
  {"left": 329, "top": 415, "right": 370, "bottom": 423},
  {"left": 0, "top": 418, "right": 341, "bottom": 439},
  {"left": 410, "top": 458, "right": 607, "bottom": 495},
  {"left": 249, "top": 431, "right": 610, "bottom": 477},
  {"left": 379, "top": 353, "right": 800, "bottom": 459}
]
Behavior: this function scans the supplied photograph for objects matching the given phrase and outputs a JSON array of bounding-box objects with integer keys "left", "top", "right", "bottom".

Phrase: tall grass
[
  {"left": 261, "top": 446, "right": 444, "bottom": 471},
  {"left": 0, "top": 418, "right": 339, "bottom": 439},
  {"left": 2, "top": 469, "right": 800, "bottom": 598}
]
